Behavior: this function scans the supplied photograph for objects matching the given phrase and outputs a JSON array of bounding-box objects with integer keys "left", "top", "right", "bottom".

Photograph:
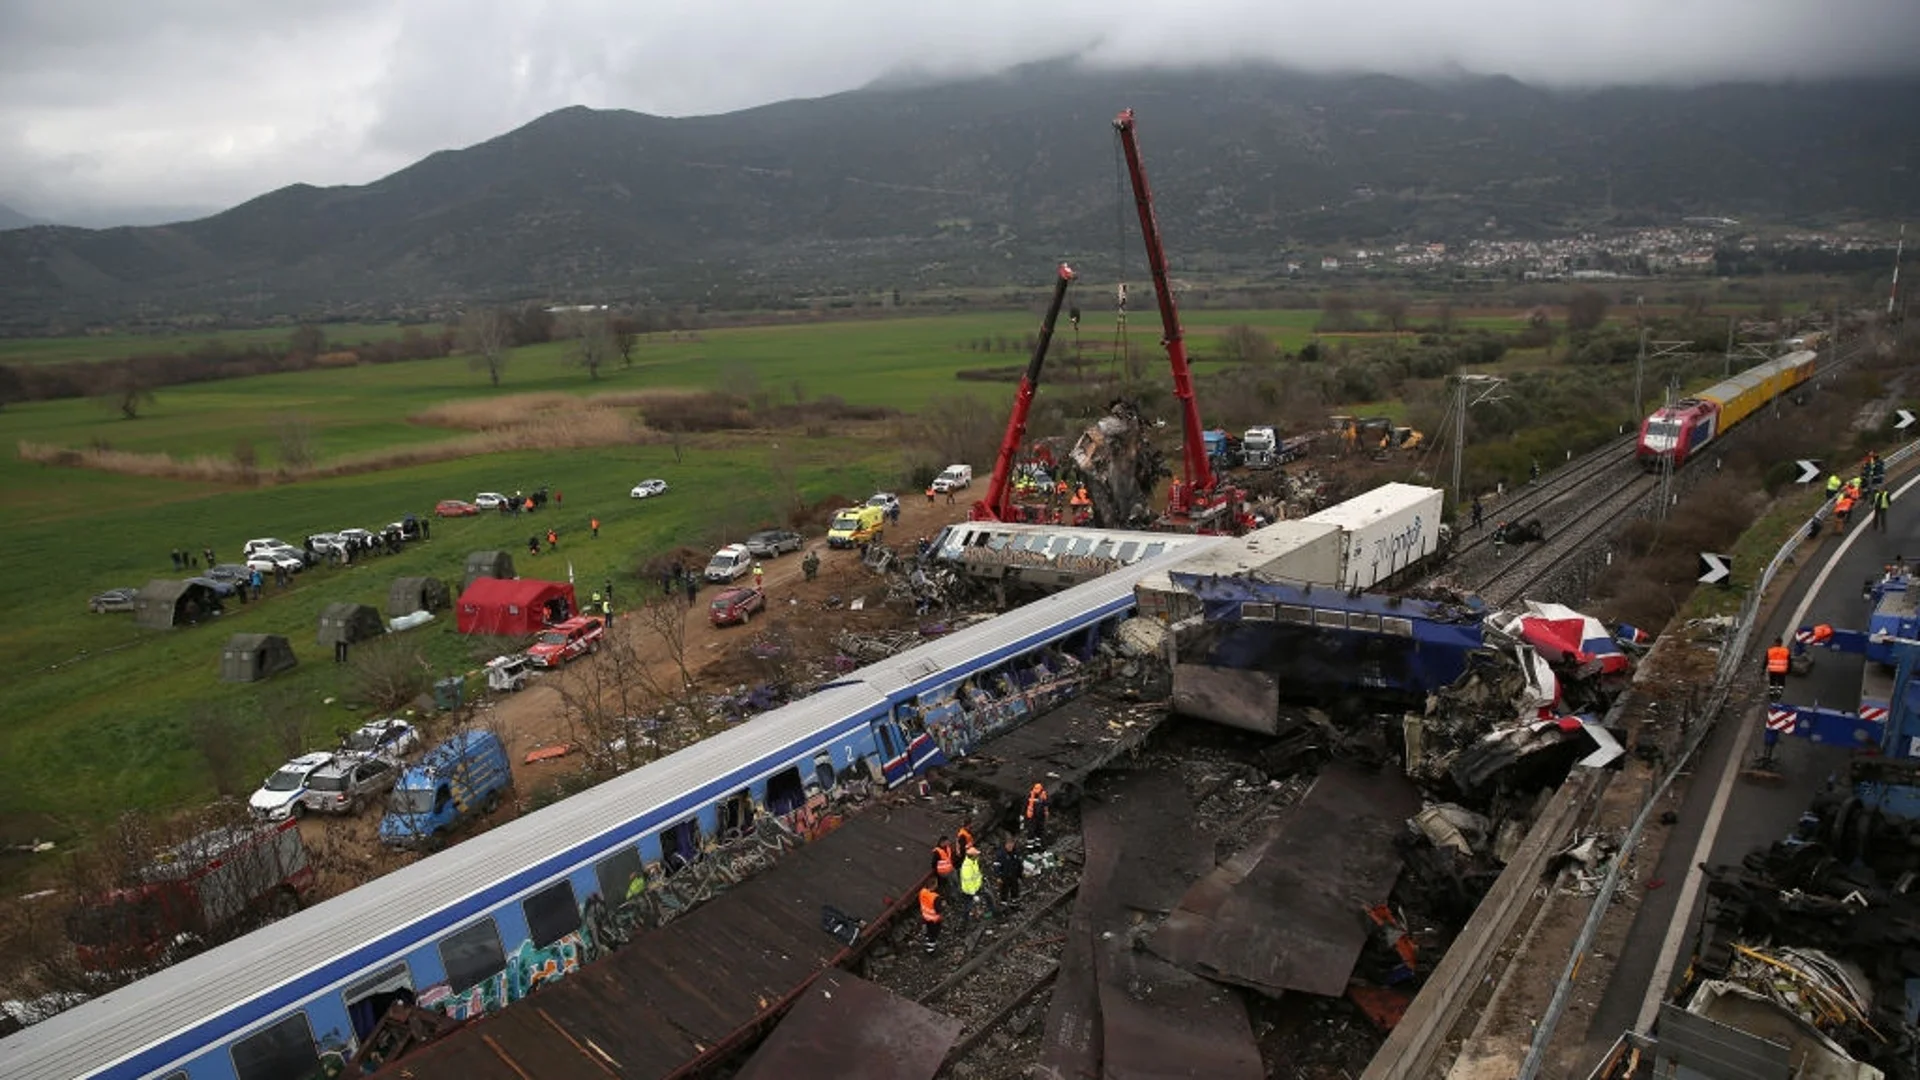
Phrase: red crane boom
[
  {"left": 972, "top": 263, "right": 1077, "bottom": 522},
  {"left": 1113, "top": 108, "right": 1217, "bottom": 507}
]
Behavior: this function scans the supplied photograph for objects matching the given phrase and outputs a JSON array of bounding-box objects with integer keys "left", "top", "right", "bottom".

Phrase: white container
[
  {"left": 1135, "top": 520, "right": 1345, "bottom": 622},
  {"left": 1304, "top": 482, "right": 1445, "bottom": 590}
]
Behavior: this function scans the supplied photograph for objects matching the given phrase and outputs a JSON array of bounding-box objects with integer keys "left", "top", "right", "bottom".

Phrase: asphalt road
[{"left": 1583, "top": 474, "right": 1918, "bottom": 1051}]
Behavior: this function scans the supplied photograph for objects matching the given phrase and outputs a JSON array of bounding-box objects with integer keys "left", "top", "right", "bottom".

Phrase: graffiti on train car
[{"left": 906, "top": 649, "right": 1090, "bottom": 761}]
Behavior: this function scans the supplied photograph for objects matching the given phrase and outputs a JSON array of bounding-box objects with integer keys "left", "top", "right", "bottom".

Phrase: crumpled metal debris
[{"left": 1072, "top": 399, "right": 1168, "bottom": 529}]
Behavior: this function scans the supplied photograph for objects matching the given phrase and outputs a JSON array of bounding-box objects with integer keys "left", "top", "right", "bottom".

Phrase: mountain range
[{"left": 1, "top": 64, "right": 1915, "bottom": 328}]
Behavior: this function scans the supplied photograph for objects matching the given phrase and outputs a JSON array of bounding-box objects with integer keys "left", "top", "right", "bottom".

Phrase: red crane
[
  {"left": 972, "top": 263, "right": 1077, "bottom": 523},
  {"left": 1113, "top": 108, "right": 1246, "bottom": 530}
]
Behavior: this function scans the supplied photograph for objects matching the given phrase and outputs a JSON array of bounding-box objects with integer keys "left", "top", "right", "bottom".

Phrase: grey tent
[
  {"left": 219, "top": 634, "right": 297, "bottom": 683},
  {"left": 387, "top": 576, "right": 451, "bottom": 617},
  {"left": 462, "top": 551, "right": 516, "bottom": 592},
  {"left": 317, "top": 602, "right": 386, "bottom": 646},
  {"left": 133, "top": 579, "right": 223, "bottom": 630}
]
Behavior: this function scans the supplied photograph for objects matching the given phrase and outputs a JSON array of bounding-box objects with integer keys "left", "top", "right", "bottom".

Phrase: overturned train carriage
[{"left": 3, "top": 541, "right": 1221, "bottom": 1080}]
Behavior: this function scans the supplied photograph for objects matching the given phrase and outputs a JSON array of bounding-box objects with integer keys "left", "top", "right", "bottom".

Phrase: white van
[
  {"left": 705, "top": 544, "right": 754, "bottom": 583},
  {"left": 932, "top": 464, "right": 973, "bottom": 492}
]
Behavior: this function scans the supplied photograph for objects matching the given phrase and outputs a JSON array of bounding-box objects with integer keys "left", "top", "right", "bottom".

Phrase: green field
[
  {"left": 0, "top": 307, "right": 1550, "bottom": 849},
  {"left": 0, "top": 323, "right": 412, "bottom": 365}
]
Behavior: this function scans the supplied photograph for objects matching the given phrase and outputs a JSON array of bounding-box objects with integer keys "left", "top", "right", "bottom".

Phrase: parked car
[
  {"left": 88, "top": 587, "right": 137, "bottom": 613},
  {"left": 932, "top": 464, "right": 974, "bottom": 493},
  {"left": 709, "top": 586, "right": 766, "bottom": 627},
  {"left": 245, "top": 548, "right": 306, "bottom": 575},
  {"left": 867, "top": 493, "right": 901, "bottom": 515},
  {"left": 744, "top": 529, "right": 804, "bottom": 558},
  {"left": 435, "top": 499, "right": 479, "bottom": 517},
  {"left": 205, "top": 563, "right": 253, "bottom": 584},
  {"left": 305, "top": 533, "right": 348, "bottom": 559},
  {"left": 474, "top": 492, "right": 510, "bottom": 510},
  {"left": 337, "top": 528, "right": 378, "bottom": 550},
  {"left": 241, "top": 538, "right": 292, "bottom": 558},
  {"left": 340, "top": 717, "right": 420, "bottom": 761},
  {"left": 185, "top": 575, "right": 238, "bottom": 598},
  {"left": 704, "top": 543, "right": 755, "bottom": 583},
  {"left": 248, "top": 752, "right": 334, "bottom": 821},
  {"left": 300, "top": 756, "right": 399, "bottom": 815},
  {"left": 527, "top": 615, "right": 606, "bottom": 668},
  {"left": 630, "top": 479, "right": 670, "bottom": 499}
]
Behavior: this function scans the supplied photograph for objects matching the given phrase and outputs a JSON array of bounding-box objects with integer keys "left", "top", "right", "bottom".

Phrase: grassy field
[
  {"left": 0, "top": 306, "right": 1548, "bottom": 846},
  {"left": 0, "top": 323, "right": 412, "bottom": 365}
]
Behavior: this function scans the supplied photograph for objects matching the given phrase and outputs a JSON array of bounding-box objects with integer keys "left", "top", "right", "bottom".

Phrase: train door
[
  {"left": 870, "top": 712, "right": 913, "bottom": 787},
  {"left": 654, "top": 817, "right": 702, "bottom": 874}
]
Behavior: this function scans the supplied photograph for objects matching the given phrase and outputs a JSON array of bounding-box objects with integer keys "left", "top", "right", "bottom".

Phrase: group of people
[
  {"left": 918, "top": 783, "right": 1049, "bottom": 954},
  {"left": 527, "top": 528, "right": 561, "bottom": 557},
  {"left": 1826, "top": 451, "right": 1891, "bottom": 533}
]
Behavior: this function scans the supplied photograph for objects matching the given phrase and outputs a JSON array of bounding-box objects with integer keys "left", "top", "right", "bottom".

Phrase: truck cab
[
  {"left": 378, "top": 730, "right": 512, "bottom": 848},
  {"left": 1243, "top": 426, "right": 1277, "bottom": 468}
]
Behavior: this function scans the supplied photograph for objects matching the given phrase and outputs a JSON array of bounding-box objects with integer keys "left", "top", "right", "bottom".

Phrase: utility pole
[
  {"left": 1891, "top": 224, "right": 1905, "bottom": 319},
  {"left": 1632, "top": 295, "right": 1648, "bottom": 423},
  {"left": 1451, "top": 374, "right": 1507, "bottom": 504},
  {"left": 1724, "top": 314, "right": 1735, "bottom": 377}
]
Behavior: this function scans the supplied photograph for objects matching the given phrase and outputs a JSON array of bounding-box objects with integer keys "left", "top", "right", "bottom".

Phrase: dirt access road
[{"left": 482, "top": 489, "right": 979, "bottom": 793}]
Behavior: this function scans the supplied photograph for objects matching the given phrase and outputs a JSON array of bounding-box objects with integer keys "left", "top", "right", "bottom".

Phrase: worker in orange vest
[
  {"left": 956, "top": 824, "right": 975, "bottom": 856},
  {"left": 1834, "top": 494, "right": 1855, "bottom": 532},
  {"left": 1024, "top": 783, "right": 1049, "bottom": 850},
  {"left": 918, "top": 883, "right": 943, "bottom": 954},
  {"left": 931, "top": 835, "right": 956, "bottom": 902},
  {"left": 1766, "top": 636, "right": 1791, "bottom": 698}
]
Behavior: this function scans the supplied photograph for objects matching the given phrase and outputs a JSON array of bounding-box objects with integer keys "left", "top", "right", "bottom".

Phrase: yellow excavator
[{"left": 1332, "top": 416, "right": 1423, "bottom": 457}]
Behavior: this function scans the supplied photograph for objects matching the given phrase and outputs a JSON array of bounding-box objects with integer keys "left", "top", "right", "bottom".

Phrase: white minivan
[{"left": 704, "top": 544, "right": 754, "bottom": 583}]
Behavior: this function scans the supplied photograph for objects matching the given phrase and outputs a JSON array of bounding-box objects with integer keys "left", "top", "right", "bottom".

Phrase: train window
[
  {"left": 987, "top": 533, "right": 1010, "bottom": 551},
  {"left": 1313, "top": 610, "right": 1347, "bottom": 629},
  {"left": 231, "top": 1011, "right": 318, "bottom": 1080},
  {"left": 1070, "top": 537, "right": 1095, "bottom": 556},
  {"left": 342, "top": 962, "right": 414, "bottom": 1041},
  {"left": 438, "top": 919, "right": 505, "bottom": 994},
  {"left": 1349, "top": 613, "right": 1381, "bottom": 633},
  {"left": 1381, "top": 616, "right": 1415, "bottom": 637},
  {"left": 1277, "top": 604, "right": 1314, "bottom": 625},
  {"left": 523, "top": 880, "right": 580, "bottom": 948},
  {"left": 655, "top": 817, "right": 703, "bottom": 874},
  {"left": 721, "top": 788, "right": 755, "bottom": 836},
  {"left": 1240, "top": 602, "right": 1276, "bottom": 621},
  {"left": 1091, "top": 539, "right": 1115, "bottom": 559},
  {"left": 1117, "top": 541, "right": 1140, "bottom": 562},
  {"left": 766, "top": 767, "right": 807, "bottom": 816},
  {"left": 877, "top": 723, "right": 900, "bottom": 761},
  {"left": 813, "top": 752, "right": 836, "bottom": 791},
  {"left": 594, "top": 846, "right": 644, "bottom": 905},
  {"left": 1144, "top": 542, "right": 1166, "bottom": 558}
]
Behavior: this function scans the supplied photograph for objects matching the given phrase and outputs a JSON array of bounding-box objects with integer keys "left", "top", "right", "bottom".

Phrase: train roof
[
  {"left": 1679, "top": 349, "right": 1818, "bottom": 413},
  {"left": 4, "top": 539, "right": 1220, "bottom": 1079}
]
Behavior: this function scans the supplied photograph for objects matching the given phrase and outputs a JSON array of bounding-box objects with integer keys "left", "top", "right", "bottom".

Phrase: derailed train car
[{"left": 1636, "top": 349, "right": 1817, "bottom": 469}]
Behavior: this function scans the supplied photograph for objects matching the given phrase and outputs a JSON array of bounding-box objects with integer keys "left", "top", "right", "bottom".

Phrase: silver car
[{"left": 300, "top": 756, "right": 399, "bottom": 815}]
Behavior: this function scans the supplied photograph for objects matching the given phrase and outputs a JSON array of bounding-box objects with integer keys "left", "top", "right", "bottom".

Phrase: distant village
[{"left": 1288, "top": 225, "right": 1900, "bottom": 280}]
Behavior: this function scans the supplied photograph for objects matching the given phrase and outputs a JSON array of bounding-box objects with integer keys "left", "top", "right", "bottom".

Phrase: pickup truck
[{"left": 526, "top": 615, "right": 605, "bottom": 667}]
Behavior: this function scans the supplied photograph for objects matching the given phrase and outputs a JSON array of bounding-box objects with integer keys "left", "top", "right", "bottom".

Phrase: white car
[
  {"left": 339, "top": 717, "right": 419, "bottom": 761},
  {"left": 241, "top": 538, "right": 293, "bottom": 558},
  {"left": 248, "top": 752, "right": 334, "bottom": 820},
  {"left": 245, "top": 547, "right": 306, "bottom": 574},
  {"left": 630, "top": 479, "right": 670, "bottom": 499},
  {"left": 867, "top": 492, "right": 901, "bottom": 515},
  {"left": 306, "top": 532, "right": 349, "bottom": 559},
  {"left": 475, "top": 492, "right": 509, "bottom": 509}
]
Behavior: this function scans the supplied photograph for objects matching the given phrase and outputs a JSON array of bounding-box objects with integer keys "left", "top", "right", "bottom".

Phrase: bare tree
[
  {"left": 98, "top": 369, "right": 155, "bottom": 420},
  {"left": 917, "top": 392, "right": 1004, "bottom": 468},
  {"left": 349, "top": 637, "right": 434, "bottom": 711},
  {"left": 1435, "top": 301, "right": 1457, "bottom": 335},
  {"left": 188, "top": 709, "right": 253, "bottom": 797},
  {"left": 1317, "top": 292, "right": 1362, "bottom": 332},
  {"left": 612, "top": 318, "right": 638, "bottom": 367},
  {"left": 766, "top": 445, "right": 805, "bottom": 521},
  {"left": 1218, "top": 324, "right": 1276, "bottom": 365},
  {"left": 564, "top": 312, "right": 616, "bottom": 380},
  {"left": 556, "top": 630, "right": 664, "bottom": 776},
  {"left": 276, "top": 413, "right": 318, "bottom": 470},
  {"left": 1373, "top": 293, "right": 1411, "bottom": 333},
  {"left": 261, "top": 687, "right": 311, "bottom": 758},
  {"left": 460, "top": 309, "right": 512, "bottom": 387},
  {"left": 634, "top": 597, "right": 698, "bottom": 698},
  {"left": 1566, "top": 288, "right": 1611, "bottom": 332}
]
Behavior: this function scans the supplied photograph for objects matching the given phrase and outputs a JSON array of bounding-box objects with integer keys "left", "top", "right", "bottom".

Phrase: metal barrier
[{"left": 1517, "top": 433, "right": 1919, "bottom": 1079}]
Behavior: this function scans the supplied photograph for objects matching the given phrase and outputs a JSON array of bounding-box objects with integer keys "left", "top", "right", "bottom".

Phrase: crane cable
[{"left": 1111, "top": 130, "right": 1131, "bottom": 388}]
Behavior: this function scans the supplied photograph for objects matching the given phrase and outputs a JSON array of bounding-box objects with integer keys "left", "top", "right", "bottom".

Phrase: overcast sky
[{"left": 3, "top": 0, "right": 1917, "bottom": 226}]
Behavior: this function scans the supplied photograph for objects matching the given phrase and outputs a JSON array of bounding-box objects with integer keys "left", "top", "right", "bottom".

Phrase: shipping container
[
  {"left": 1135, "top": 519, "right": 1345, "bottom": 622},
  {"left": 1304, "top": 482, "right": 1445, "bottom": 590}
]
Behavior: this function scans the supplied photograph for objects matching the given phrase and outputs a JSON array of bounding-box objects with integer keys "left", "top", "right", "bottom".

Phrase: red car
[
  {"left": 436, "top": 499, "right": 480, "bottom": 517},
  {"left": 709, "top": 587, "right": 766, "bottom": 627},
  {"left": 527, "top": 616, "right": 606, "bottom": 667}
]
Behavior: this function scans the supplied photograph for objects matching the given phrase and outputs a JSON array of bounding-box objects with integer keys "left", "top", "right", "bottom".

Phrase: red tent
[{"left": 455, "top": 578, "right": 577, "bottom": 636}]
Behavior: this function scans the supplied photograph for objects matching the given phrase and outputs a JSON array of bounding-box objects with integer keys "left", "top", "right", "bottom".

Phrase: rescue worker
[
  {"left": 752, "top": 562, "right": 765, "bottom": 588},
  {"left": 994, "top": 835, "right": 1025, "bottom": 908},
  {"left": 918, "top": 882, "right": 943, "bottom": 953},
  {"left": 1471, "top": 495, "right": 1483, "bottom": 531},
  {"left": 931, "top": 835, "right": 957, "bottom": 903},
  {"left": 601, "top": 592, "right": 614, "bottom": 626},
  {"left": 1834, "top": 493, "right": 1855, "bottom": 532},
  {"left": 958, "top": 845, "right": 999, "bottom": 929},
  {"left": 590, "top": 516, "right": 601, "bottom": 539},
  {"left": 1873, "top": 487, "right": 1892, "bottom": 532},
  {"left": 625, "top": 870, "right": 648, "bottom": 906},
  {"left": 1766, "top": 636, "right": 1791, "bottom": 699},
  {"left": 803, "top": 549, "right": 820, "bottom": 581},
  {"left": 1827, "top": 474, "right": 1842, "bottom": 496},
  {"left": 1024, "top": 783, "right": 1049, "bottom": 850}
]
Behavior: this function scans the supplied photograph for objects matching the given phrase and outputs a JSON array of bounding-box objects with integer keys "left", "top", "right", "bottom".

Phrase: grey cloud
[{"left": 4, "top": 0, "right": 1918, "bottom": 225}]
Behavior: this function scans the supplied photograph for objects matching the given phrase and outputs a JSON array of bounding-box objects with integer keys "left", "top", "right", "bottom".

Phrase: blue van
[{"left": 378, "top": 729, "right": 512, "bottom": 848}]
